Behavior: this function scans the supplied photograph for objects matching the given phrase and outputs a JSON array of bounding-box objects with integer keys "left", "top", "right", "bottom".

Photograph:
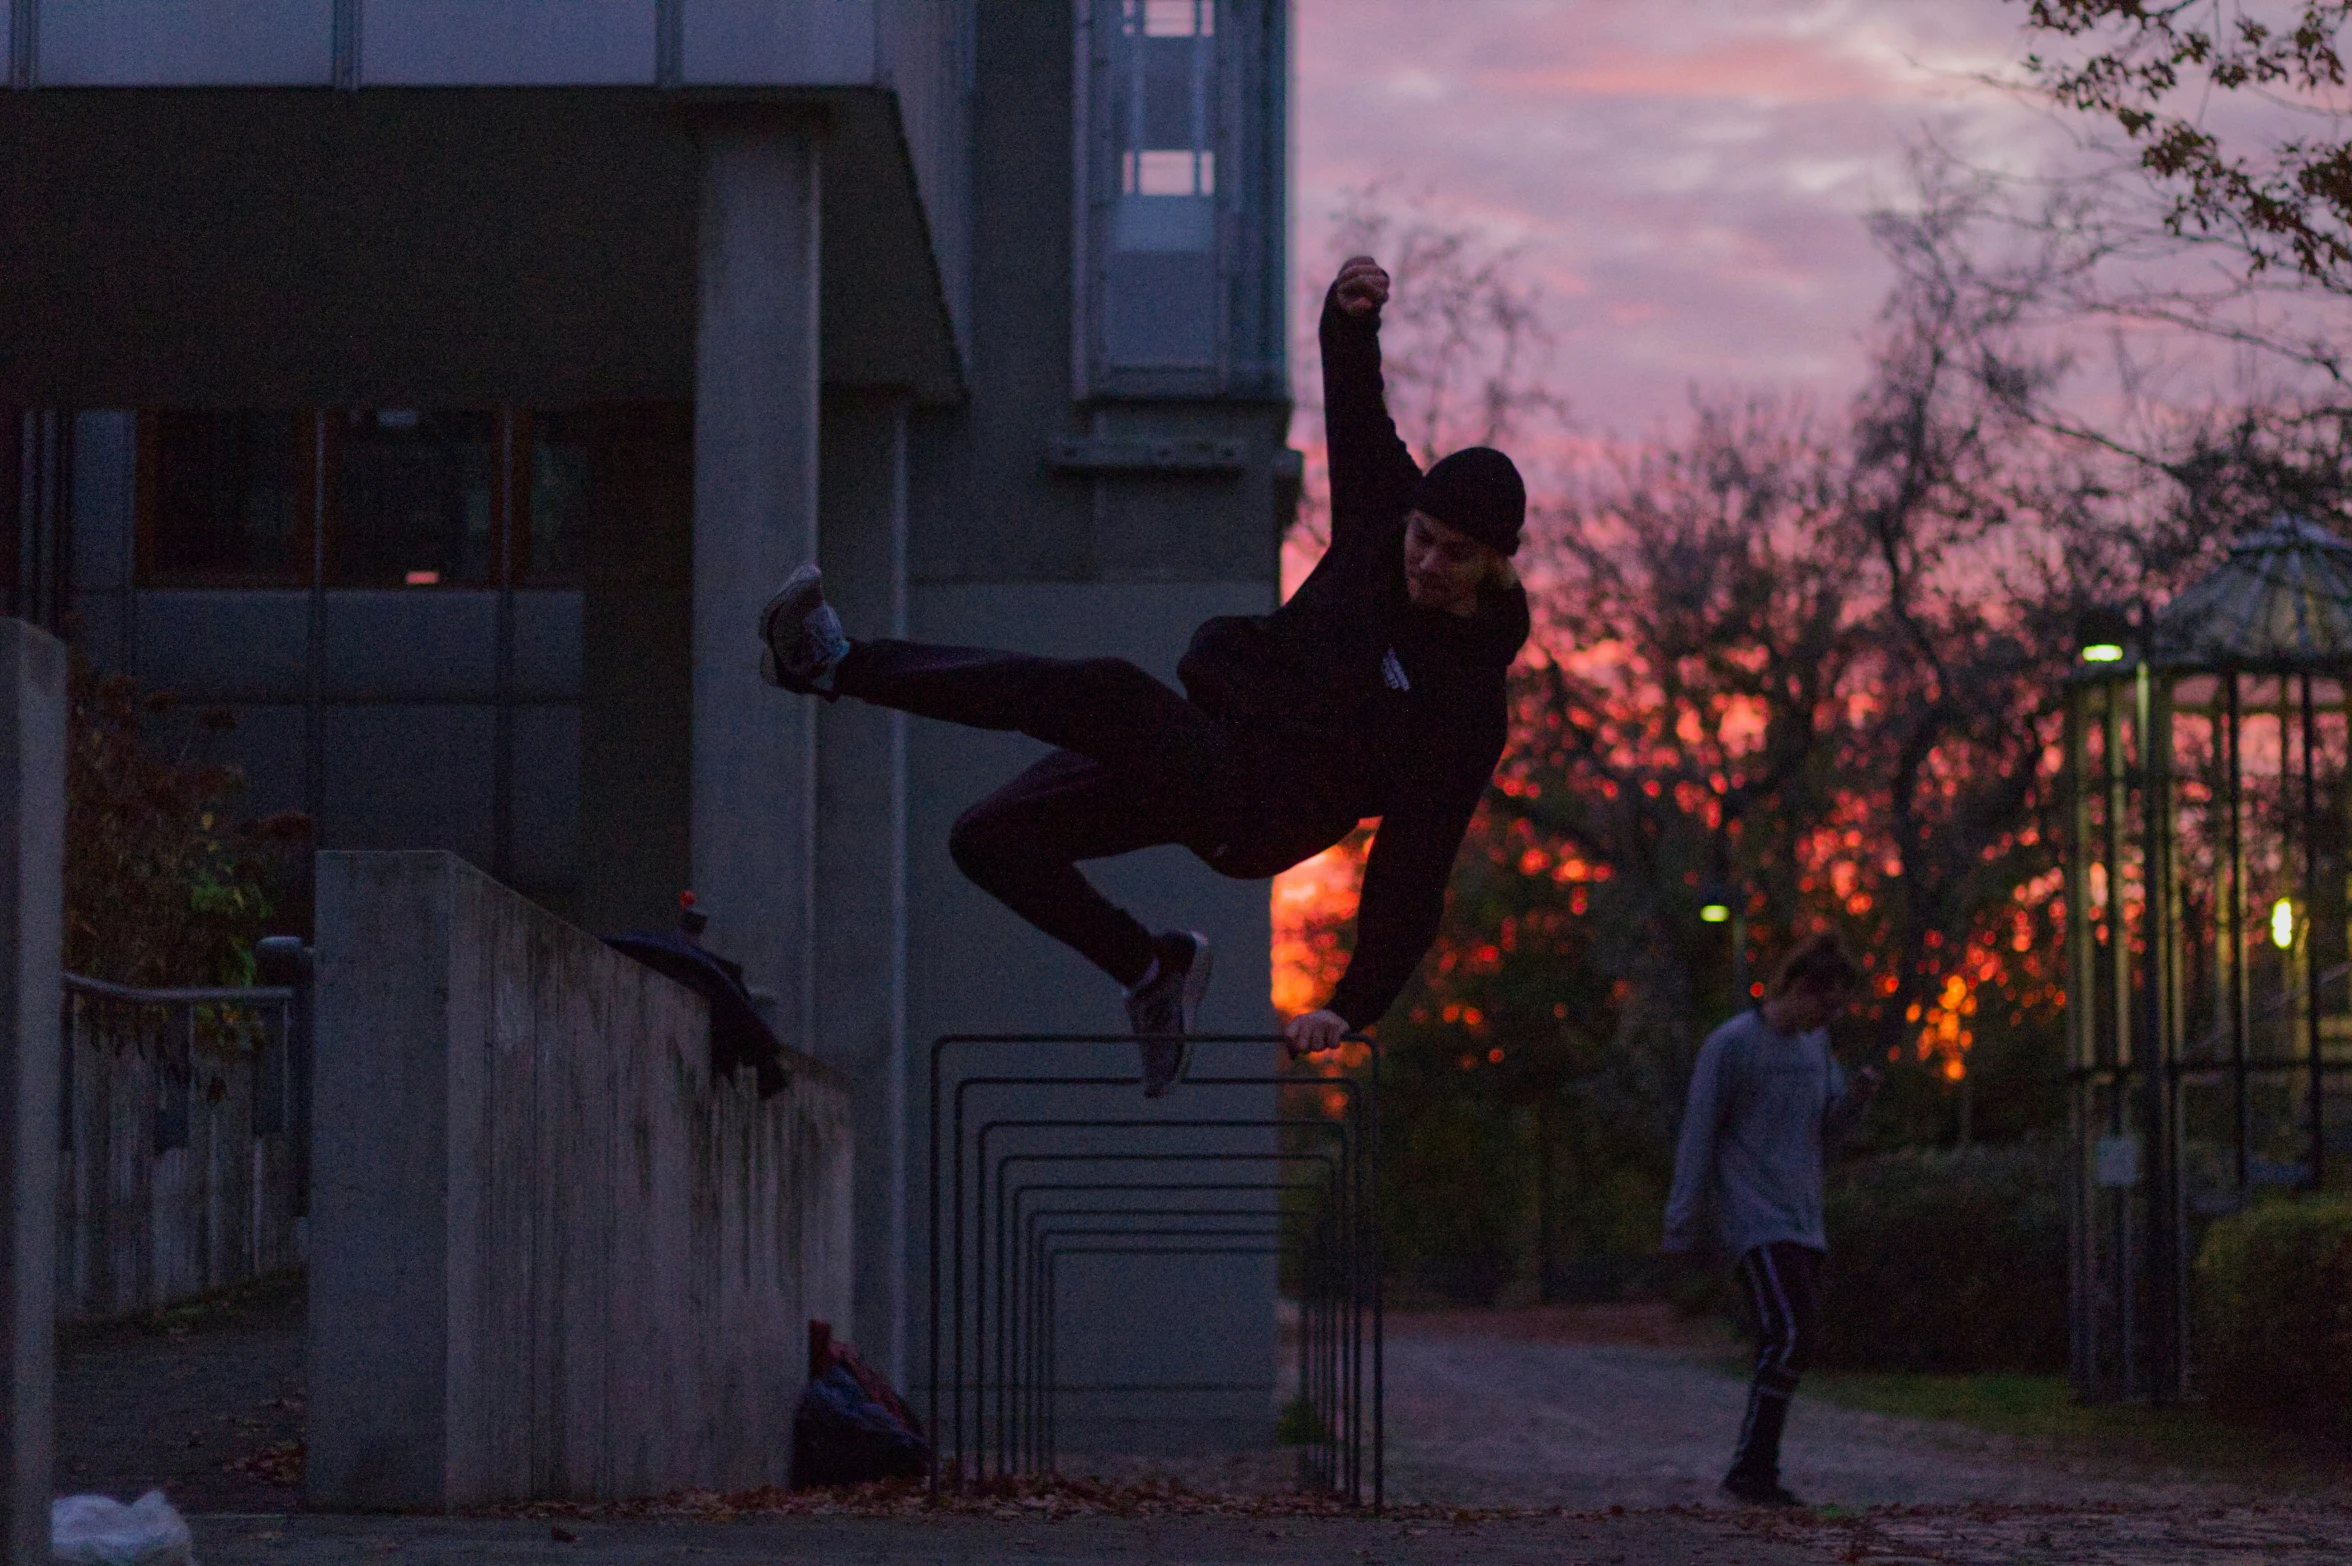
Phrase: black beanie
[{"left": 1410, "top": 446, "right": 1526, "bottom": 556}]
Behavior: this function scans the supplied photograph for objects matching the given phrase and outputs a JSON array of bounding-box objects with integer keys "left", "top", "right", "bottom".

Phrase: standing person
[
  {"left": 1662, "top": 933, "right": 1881, "bottom": 1507},
  {"left": 759, "top": 255, "right": 1530, "bottom": 1095}
]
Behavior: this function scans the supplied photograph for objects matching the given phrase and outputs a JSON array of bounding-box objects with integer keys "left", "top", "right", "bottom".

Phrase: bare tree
[{"left": 1286, "top": 186, "right": 1569, "bottom": 561}]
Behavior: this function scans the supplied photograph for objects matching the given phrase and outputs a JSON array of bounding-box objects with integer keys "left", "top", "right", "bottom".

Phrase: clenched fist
[{"left": 1333, "top": 255, "right": 1390, "bottom": 321}]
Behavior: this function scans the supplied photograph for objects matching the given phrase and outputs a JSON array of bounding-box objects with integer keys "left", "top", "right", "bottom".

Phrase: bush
[
  {"left": 2195, "top": 1197, "right": 2352, "bottom": 1441},
  {"left": 64, "top": 657, "right": 309, "bottom": 988},
  {"left": 1812, "top": 1142, "right": 2067, "bottom": 1373}
]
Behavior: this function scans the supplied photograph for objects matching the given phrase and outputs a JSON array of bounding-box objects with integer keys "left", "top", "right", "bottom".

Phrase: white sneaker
[{"left": 759, "top": 563, "right": 850, "bottom": 692}]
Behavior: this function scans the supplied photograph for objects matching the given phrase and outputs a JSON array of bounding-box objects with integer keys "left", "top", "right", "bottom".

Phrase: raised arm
[{"left": 1320, "top": 256, "right": 1423, "bottom": 548}]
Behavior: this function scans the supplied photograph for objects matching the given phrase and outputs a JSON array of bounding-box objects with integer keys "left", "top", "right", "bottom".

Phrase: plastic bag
[
  {"left": 790, "top": 1321, "right": 929, "bottom": 1488},
  {"left": 51, "top": 1491, "right": 195, "bottom": 1566}
]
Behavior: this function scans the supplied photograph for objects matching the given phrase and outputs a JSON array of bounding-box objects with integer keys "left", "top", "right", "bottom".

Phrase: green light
[
  {"left": 1699, "top": 904, "right": 1731, "bottom": 924},
  {"left": 2080, "top": 644, "right": 2126, "bottom": 663}
]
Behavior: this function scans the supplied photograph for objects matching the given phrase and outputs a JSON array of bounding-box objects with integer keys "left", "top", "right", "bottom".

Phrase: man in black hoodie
[{"left": 761, "top": 255, "right": 1530, "bottom": 1095}]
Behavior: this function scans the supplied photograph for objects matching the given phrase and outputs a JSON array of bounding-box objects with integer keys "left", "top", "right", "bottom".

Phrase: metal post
[
  {"left": 2063, "top": 684, "right": 2094, "bottom": 1396},
  {"left": 2101, "top": 682, "right": 2135, "bottom": 1398},
  {"left": 255, "top": 938, "right": 315, "bottom": 1218},
  {"left": 2306, "top": 673, "right": 2326, "bottom": 1191},
  {"left": 2227, "top": 673, "right": 2249, "bottom": 1201}
]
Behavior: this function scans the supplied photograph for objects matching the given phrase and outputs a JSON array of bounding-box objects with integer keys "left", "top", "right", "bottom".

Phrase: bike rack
[{"left": 928, "top": 1034, "right": 1382, "bottom": 1508}]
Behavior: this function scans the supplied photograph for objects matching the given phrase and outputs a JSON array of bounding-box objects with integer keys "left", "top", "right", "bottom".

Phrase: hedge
[
  {"left": 1810, "top": 1142, "right": 2068, "bottom": 1373},
  {"left": 2195, "top": 1196, "right": 2352, "bottom": 1440}
]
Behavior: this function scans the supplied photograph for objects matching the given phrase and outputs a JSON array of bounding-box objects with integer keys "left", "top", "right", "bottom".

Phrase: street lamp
[
  {"left": 1697, "top": 878, "right": 1745, "bottom": 996},
  {"left": 2078, "top": 605, "right": 2132, "bottom": 665}
]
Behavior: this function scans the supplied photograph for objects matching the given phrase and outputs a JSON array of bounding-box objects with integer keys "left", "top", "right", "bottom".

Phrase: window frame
[
  {"left": 136, "top": 408, "right": 587, "bottom": 592},
  {"left": 134, "top": 409, "right": 319, "bottom": 589},
  {"left": 1070, "top": 0, "right": 1288, "bottom": 404}
]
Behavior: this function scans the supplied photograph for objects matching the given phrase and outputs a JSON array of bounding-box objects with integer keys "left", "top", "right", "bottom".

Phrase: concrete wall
[
  {"left": 54, "top": 995, "right": 305, "bottom": 1321},
  {"left": 0, "top": 618, "right": 65, "bottom": 1566},
  {"left": 901, "top": 584, "right": 1279, "bottom": 1453},
  {"left": 0, "top": 90, "right": 960, "bottom": 409},
  {"left": 307, "top": 851, "right": 852, "bottom": 1509},
  {"left": 814, "top": 389, "right": 911, "bottom": 1382},
  {"left": 882, "top": 0, "right": 1289, "bottom": 1453}
]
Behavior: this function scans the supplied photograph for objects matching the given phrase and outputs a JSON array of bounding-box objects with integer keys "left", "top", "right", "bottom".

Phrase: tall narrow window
[
  {"left": 1107, "top": 0, "right": 1218, "bottom": 368},
  {"left": 1078, "top": 0, "right": 1284, "bottom": 399},
  {"left": 525, "top": 413, "right": 591, "bottom": 585}
]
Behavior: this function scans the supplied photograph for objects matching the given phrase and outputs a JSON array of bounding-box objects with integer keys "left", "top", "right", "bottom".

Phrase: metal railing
[
  {"left": 928, "top": 1032, "right": 1382, "bottom": 1507},
  {"left": 55, "top": 939, "right": 313, "bottom": 1319}
]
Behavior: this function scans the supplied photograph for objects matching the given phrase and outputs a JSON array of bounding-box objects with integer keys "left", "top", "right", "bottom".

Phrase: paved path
[
  {"left": 187, "top": 1510, "right": 1814, "bottom": 1565},
  {"left": 1380, "top": 1314, "right": 2268, "bottom": 1510},
  {"left": 54, "top": 1295, "right": 2352, "bottom": 1563}
]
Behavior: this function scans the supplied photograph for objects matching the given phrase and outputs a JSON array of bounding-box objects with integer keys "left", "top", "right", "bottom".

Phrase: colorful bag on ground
[{"left": 790, "top": 1320, "right": 929, "bottom": 1488}]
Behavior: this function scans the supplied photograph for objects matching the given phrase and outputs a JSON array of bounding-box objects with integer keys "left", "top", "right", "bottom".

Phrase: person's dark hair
[{"left": 1767, "top": 932, "right": 1862, "bottom": 1000}]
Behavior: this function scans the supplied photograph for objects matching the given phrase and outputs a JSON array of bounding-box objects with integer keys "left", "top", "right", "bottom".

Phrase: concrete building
[{"left": 1, "top": 0, "right": 1293, "bottom": 1452}]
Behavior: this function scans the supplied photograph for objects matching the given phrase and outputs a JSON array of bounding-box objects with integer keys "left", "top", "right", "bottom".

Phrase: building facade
[{"left": 2, "top": 0, "right": 1292, "bottom": 1451}]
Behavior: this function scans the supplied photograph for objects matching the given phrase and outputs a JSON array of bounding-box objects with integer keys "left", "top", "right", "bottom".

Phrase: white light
[{"left": 2272, "top": 898, "right": 2296, "bottom": 950}]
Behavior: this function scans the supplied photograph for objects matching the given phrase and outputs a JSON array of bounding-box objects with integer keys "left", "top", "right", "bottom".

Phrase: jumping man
[
  {"left": 1663, "top": 933, "right": 1881, "bottom": 1507},
  {"left": 759, "top": 255, "right": 1529, "bottom": 1094}
]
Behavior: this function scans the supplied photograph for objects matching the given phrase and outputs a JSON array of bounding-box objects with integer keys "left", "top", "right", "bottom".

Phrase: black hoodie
[{"left": 1176, "top": 283, "right": 1530, "bottom": 1029}]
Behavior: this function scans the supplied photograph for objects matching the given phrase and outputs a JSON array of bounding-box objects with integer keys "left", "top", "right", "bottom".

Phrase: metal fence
[
  {"left": 929, "top": 1033, "right": 1382, "bottom": 1507},
  {"left": 55, "top": 942, "right": 313, "bottom": 1320}
]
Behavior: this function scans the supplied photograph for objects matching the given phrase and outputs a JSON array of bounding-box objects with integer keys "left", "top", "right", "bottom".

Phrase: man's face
[
  {"left": 1772, "top": 984, "right": 1854, "bottom": 1034},
  {"left": 1403, "top": 509, "right": 1495, "bottom": 615}
]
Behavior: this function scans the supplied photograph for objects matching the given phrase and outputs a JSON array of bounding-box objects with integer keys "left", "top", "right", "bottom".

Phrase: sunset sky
[{"left": 1289, "top": 0, "right": 2069, "bottom": 435}]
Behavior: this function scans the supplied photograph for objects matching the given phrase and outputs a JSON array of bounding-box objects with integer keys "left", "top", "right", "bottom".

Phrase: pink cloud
[
  {"left": 1481, "top": 39, "right": 1933, "bottom": 108},
  {"left": 1290, "top": 0, "right": 2065, "bottom": 435}
]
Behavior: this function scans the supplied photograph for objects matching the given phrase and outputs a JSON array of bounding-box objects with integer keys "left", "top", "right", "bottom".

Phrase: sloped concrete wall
[{"left": 307, "top": 851, "right": 852, "bottom": 1509}]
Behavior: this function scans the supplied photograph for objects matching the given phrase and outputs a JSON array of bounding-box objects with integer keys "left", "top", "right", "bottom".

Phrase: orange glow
[{"left": 1270, "top": 836, "right": 1366, "bottom": 1016}]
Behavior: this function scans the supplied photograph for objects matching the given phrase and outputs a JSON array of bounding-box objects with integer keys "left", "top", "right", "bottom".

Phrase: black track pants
[
  {"left": 1730, "top": 1241, "right": 1820, "bottom": 1479},
  {"left": 831, "top": 638, "right": 1239, "bottom": 989}
]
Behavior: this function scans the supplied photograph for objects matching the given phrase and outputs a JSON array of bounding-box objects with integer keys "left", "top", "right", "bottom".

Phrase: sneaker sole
[{"left": 1169, "top": 932, "right": 1211, "bottom": 1090}]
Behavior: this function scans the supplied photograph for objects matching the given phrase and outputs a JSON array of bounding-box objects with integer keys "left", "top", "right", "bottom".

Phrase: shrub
[
  {"left": 63, "top": 656, "right": 309, "bottom": 988},
  {"left": 1811, "top": 1141, "right": 2068, "bottom": 1373},
  {"left": 2195, "top": 1197, "right": 2352, "bottom": 1441}
]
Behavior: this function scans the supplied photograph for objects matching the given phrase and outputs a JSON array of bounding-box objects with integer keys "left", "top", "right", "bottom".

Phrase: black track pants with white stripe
[{"left": 1730, "top": 1241, "right": 1821, "bottom": 1479}]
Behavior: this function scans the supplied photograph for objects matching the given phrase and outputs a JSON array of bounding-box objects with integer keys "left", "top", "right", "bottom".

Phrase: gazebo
[{"left": 2066, "top": 515, "right": 2352, "bottom": 1403}]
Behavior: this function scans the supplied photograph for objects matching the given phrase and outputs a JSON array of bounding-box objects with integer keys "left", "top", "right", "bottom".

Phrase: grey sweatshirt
[{"left": 1662, "top": 1008, "right": 1866, "bottom": 1257}]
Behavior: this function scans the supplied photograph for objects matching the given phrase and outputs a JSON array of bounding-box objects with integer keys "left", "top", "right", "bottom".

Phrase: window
[
  {"left": 524, "top": 413, "right": 591, "bottom": 584},
  {"left": 330, "top": 409, "right": 498, "bottom": 587},
  {"left": 1076, "top": 0, "right": 1285, "bottom": 399},
  {"left": 139, "top": 411, "right": 307, "bottom": 584},
  {"left": 139, "top": 408, "right": 595, "bottom": 589}
]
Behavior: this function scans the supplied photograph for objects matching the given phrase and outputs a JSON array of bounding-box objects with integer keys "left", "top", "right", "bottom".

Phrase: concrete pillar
[
  {"left": 690, "top": 120, "right": 822, "bottom": 1036},
  {"left": 0, "top": 619, "right": 65, "bottom": 1566},
  {"left": 815, "top": 390, "right": 910, "bottom": 1379},
  {"left": 577, "top": 405, "right": 695, "bottom": 939}
]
